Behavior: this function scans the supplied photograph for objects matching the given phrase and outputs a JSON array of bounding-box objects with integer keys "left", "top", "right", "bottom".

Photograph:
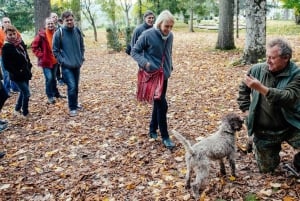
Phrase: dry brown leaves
[{"left": 0, "top": 30, "right": 299, "bottom": 200}]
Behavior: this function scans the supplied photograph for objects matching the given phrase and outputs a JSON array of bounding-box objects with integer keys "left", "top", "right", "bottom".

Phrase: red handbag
[
  {"left": 136, "top": 41, "right": 167, "bottom": 104},
  {"left": 136, "top": 67, "right": 164, "bottom": 103}
]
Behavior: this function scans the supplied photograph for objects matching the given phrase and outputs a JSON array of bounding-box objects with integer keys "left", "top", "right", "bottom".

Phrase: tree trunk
[
  {"left": 138, "top": 0, "right": 142, "bottom": 24},
  {"left": 242, "top": 0, "right": 266, "bottom": 64},
  {"left": 295, "top": 14, "right": 300, "bottom": 24},
  {"left": 34, "top": 0, "right": 51, "bottom": 34},
  {"left": 216, "top": 0, "right": 235, "bottom": 50},
  {"left": 189, "top": 8, "right": 194, "bottom": 32}
]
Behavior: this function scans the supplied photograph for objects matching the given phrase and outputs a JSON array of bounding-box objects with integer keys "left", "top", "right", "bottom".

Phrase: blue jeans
[
  {"left": 62, "top": 67, "right": 80, "bottom": 111},
  {"left": 0, "top": 83, "right": 9, "bottom": 110},
  {"left": 14, "top": 80, "right": 30, "bottom": 116},
  {"left": 42, "top": 64, "right": 59, "bottom": 98},
  {"left": 0, "top": 57, "right": 19, "bottom": 93},
  {"left": 150, "top": 79, "right": 169, "bottom": 139}
]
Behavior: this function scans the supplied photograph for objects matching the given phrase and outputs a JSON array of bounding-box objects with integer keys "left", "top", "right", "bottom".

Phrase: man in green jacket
[{"left": 237, "top": 38, "right": 300, "bottom": 173}]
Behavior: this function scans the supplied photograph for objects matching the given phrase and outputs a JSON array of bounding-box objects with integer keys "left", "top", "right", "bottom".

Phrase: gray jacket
[
  {"left": 52, "top": 26, "right": 85, "bottom": 68},
  {"left": 131, "top": 28, "right": 173, "bottom": 79}
]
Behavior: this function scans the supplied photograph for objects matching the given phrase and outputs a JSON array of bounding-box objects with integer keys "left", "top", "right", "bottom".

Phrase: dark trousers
[
  {"left": 149, "top": 79, "right": 169, "bottom": 139},
  {"left": 0, "top": 82, "right": 9, "bottom": 110},
  {"left": 14, "top": 80, "right": 30, "bottom": 116}
]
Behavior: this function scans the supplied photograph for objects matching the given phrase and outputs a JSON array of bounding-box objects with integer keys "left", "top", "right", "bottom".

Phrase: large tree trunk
[
  {"left": 242, "top": 0, "right": 266, "bottom": 64},
  {"left": 34, "top": 0, "right": 51, "bottom": 34},
  {"left": 216, "top": 0, "right": 235, "bottom": 50}
]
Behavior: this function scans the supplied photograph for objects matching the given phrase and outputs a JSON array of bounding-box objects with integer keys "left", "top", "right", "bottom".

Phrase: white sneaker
[
  {"left": 13, "top": 110, "right": 22, "bottom": 117},
  {"left": 69, "top": 110, "right": 77, "bottom": 117}
]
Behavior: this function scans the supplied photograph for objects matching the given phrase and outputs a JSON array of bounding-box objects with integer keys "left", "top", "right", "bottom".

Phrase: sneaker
[
  {"left": 47, "top": 97, "right": 56, "bottom": 104},
  {"left": 55, "top": 94, "right": 66, "bottom": 99},
  {"left": 69, "top": 110, "right": 77, "bottom": 117},
  {"left": 13, "top": 110, "right": 22, "bottom": 117},
  {"left": 0, "top": 123, "right": 8, "bottom": 133},
  {"left": 0, "top": 152, "right": 5, "bottom": 159},
  {"left": 77, "top": 104, "right": 83, "bottom": 111},
  {"left": 162, "top": 138, "right": 175, "bottom": 149},
  {"left": 149, "top": 132, "right": 158, "bottom": 139},
  {"left": 0, "top": 119, "right": 8, "bottom": 125}
]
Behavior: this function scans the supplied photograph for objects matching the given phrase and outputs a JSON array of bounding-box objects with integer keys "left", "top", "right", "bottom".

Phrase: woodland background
[{"left": 0, "top": 21, "right": 300, "bottom": 200}]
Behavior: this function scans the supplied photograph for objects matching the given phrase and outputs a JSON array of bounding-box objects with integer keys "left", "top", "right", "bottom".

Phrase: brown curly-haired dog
[{"left": 172, "top": 113, "right": 244, "bottom": 200}]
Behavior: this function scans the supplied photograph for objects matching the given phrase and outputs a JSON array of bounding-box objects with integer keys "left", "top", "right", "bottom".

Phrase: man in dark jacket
[
  {"left": 52, "top": 11, "right": 85, "bottom": 117},
  {"left": 237, "top": 38, "right": 300, "bottom": 173},
  {"left": 126, "top": 10, "right": 155, "bottom": 55}
]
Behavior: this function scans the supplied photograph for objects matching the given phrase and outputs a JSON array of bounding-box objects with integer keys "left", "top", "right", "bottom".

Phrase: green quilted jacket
[{"left": 237, "top": 61, "right": 300, "bottom": 136}]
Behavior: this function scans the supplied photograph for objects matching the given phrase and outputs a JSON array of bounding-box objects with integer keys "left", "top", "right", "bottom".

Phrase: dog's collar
[{"left": 224, "top": 130, "right": 235, "bottom": 135}]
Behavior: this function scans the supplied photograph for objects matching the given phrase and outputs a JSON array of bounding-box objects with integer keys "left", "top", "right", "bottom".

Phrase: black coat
[{"left": 2, "top": 41, "right": 32, "bottom": 82}]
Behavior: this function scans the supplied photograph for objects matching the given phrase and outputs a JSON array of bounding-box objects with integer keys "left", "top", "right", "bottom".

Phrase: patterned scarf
[
  {"left": 5, "top": 34, "right": 23, "bottom": 50},
  {"left": 6, "top": 34, "right": 27, "bottom": 61}
]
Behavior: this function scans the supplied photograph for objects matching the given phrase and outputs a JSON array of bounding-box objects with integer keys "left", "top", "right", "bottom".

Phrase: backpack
[{"left": 58, "top": 27, "right": 82, "bottom": 47}]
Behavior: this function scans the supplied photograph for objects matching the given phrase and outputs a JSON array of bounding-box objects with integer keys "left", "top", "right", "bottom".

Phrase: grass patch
[{"left": 267, "top": 20, "right": 300, "bottom": 35}]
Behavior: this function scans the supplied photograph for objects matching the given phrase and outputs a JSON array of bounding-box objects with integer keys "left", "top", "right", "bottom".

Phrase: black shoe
[
  {"left": 0, "top": 119, "right": 8, "bottom": 125},
  {"left": 149, "top": 132, "right": 158, "bottom": 139},
  {"left": 0, "top": 152, "right": 5, "bottom": 159},
  {"left": 293, "top": 152, "right": 300, "bottom": 172},
  {"left": 55, "top": 94, "right": 66, "bottom": 99},
  {"left": 0, "top": 123, "right": 8, "bottom": 133},
  {"left": 162, "top": 138, "right": 175, "bottom": 149}
]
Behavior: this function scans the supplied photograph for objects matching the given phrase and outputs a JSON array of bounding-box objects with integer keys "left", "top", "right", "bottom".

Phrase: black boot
[
  {"left": 0, "top": 152, "right": 5, "bottom": 159},
  {"left": 293, "top": 152, "right": 300, "bottom": 172}
]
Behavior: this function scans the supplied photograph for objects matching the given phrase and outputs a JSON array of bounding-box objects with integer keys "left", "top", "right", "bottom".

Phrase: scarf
[
  {"left": 5, "top": 34, "right": 27, "bottom": 62},
  {"left": 5, "top": 34, "right": 23, "bottom": 49}
]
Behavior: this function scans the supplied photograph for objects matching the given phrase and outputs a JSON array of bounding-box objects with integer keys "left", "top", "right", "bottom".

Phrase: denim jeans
[
  {"left": 62, "top": 67, "right": 80, "bottom": 111},
  {"left": 42, "top": 64, "right": 59, "bottom": 98},
  {"left": 0, "top": 57, "right": 19, "bottom": 93},
  {"left": 149, "top": 79, "right": 169, "bottom": 139},
  {"left": 0, "top": 84, "right": 9, "bottom": 110},
  {"left": 14, "top": 80, "right": 30, "bottom": 116}
]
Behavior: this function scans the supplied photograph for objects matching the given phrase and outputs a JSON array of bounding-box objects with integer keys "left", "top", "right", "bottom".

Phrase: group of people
[
  {"left": 129, "top": 10, "right": 300, "bottom": 173},
  {"left": 0, "top": 8, "right": 299, "bottom": 174},
  {"left": 32, "top": 11, "right": 84, "bottom": 116},
  {"left": 0, "top": 11, "right": 85, "bottom": 157}
]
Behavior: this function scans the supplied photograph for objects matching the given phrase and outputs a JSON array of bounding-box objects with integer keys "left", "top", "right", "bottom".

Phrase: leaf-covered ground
[{"left": 0, "top": 30, "right": 300, "bottom": 201}]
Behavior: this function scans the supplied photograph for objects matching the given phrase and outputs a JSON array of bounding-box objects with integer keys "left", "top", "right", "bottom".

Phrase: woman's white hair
[{"left": 154, "top": 10, "right": 175, "bottom": 29}]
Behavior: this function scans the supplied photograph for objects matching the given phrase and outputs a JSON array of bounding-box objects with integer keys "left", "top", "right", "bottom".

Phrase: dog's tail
[{"left": 171, "top": 130, "right": 195, "bottom": 155}]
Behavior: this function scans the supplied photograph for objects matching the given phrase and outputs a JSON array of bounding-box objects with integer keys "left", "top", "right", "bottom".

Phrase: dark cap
[{"left": 143, "top": 10, "right": 154, "bottom": 19}]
